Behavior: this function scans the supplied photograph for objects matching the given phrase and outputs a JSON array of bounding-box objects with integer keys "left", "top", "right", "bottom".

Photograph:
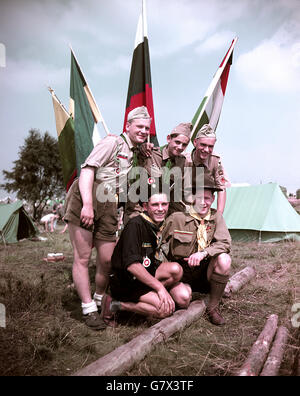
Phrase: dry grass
[{"left": 0, "top": 224, "right": 299, "bottom": 376}]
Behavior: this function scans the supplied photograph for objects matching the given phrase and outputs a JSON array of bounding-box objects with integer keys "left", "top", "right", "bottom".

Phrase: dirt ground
[{"left": 0, "top": 226, "right": 299, "bottom": 376}]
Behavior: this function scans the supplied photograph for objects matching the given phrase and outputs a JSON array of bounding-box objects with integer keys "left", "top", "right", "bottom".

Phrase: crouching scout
[
  {"left": 161, "top": 179, "right": 231, "bottom": 325},
  {"left": 100, "top": 184, "right": 192, "bottom": 326}
]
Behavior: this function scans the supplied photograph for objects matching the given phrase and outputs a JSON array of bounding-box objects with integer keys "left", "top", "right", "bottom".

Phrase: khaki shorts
[{"left": 64, "top": 179, "right": 118, "bottom": 241}]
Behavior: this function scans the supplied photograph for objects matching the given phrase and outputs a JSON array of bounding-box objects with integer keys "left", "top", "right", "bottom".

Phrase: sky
[{"left": 0, "top": 0, "right": 300, "bottom": 198}]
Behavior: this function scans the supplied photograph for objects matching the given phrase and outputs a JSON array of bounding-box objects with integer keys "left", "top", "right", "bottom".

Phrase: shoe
[
  {"left": 206, "top": 306, "right": 225, "bottom": 326},
  {"left": 83, "top": 311, "right": 107, "bottom": 330},
  {"left": 100, "top": 294, "right": 118, "bottom": 328}
]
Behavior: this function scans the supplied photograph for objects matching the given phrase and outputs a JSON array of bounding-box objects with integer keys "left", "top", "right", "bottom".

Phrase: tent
[
  {"left": 0, "top": 201, "right": 38, "bottom": 244},
  {"left": 214, "top": 183, "right": 300, "bottom": 242}
]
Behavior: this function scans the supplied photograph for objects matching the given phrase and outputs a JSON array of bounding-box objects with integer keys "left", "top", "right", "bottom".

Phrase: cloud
[
  {"left": 195, "top": 31, "right": 237, "bottom": 54},
  {"left": 235, "top": 22, "right": 300, "bottom": 93},
  {"left": 1, "top": 58, "right": 68, "bottom": 93},
  {"left": 146, "top": 0, "right": 247, "bottom": 58},
  {"left": 90, "top": 54, "right": 131, "bottom": 77}
]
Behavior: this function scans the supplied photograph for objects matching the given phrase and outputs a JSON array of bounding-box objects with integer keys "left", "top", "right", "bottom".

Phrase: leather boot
[{"left": 207, "top": 272, "right": 229, "bottom": 326}]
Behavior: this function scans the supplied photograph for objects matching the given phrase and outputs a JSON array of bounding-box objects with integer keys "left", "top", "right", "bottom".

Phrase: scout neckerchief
[
  {"left": 120, "top": 133, "right": 139, "bottom": 167},
  {"left": 140, "top": 212, "right": 165, "bottom": 261},
  {"left": 160, "top": 145, "right": 174, "bottom": 184},
  {"left": 120, "top": 133, "right": 139, "bottom": 184},
  {"left": 189, "top": 206, "right": 211, "bottom": 251}
]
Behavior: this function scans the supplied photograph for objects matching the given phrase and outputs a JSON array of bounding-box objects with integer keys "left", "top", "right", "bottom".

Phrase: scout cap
[
  {"left": 127, "top": 106, "right": 151, "bottom": 122},
  {"left": 170, "top": 123, "right": 193, "bottom": 139},
  {"left": 195, "top": 124, "right": 216, "bottom": 140}
]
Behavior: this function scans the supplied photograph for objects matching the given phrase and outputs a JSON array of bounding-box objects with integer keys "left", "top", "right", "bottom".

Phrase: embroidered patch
[
  {"left": 174, "top": 230, "right": 194, "bottom": 235},
  {"left": 117, "top": 152, "right": 128, "bottom": 160},
  {"left": 142, "top": 243, "right": 152, "bottom": 248}
]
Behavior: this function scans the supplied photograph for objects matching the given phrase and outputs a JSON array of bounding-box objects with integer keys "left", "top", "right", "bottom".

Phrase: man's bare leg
[{"left": 68, "top": 223, "right": 93, "bottom": 304}]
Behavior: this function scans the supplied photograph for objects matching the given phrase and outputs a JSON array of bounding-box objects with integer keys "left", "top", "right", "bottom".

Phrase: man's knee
[
  {"left": 177, "top": 284, "right": 192, "bottom": 309},
  {"left": 215, "top": 253, "right": 231, "bottom": 274},
  {"left": 171, "top": 283, "right": 192, "bottom": 309},
  {"left": 168, "top": 262, "right": 183, "bottom": 281}
]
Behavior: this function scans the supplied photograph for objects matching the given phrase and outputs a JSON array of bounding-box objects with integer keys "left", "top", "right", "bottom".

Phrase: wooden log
[
  {"left": 224, "top": 266, "right": 256, "bottom": 296},
  {"left": 236, "top": 314, "right": 278, "bottom": 376},
  {"left": 73, "top": 299, "right": 206, "bottom": 376},
  {"left": 260, "top": 326, "right": 289, "bottom": 376}
]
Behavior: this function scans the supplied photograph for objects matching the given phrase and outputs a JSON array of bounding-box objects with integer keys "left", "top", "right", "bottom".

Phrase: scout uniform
[
  {"left": 109, "top": 213, "right": 164, "bottom": 303},
  {"left": 124, "top": 123, "right": 192, "bottom": 221},
  {"left": 184, "top": 124, "right": 230, "bottom": 196},
  {"left": 187, "top": 150, "right": 230, "bottom": 191},
  {"left": 64, "top": 105, "right": 150, "bottom": 242},
  {"left": 162, "top": 207, "right": 231, "bottom": 292}
]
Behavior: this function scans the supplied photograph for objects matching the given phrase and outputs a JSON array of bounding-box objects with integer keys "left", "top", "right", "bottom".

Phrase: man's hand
[
  {"left": 139, "top": 142, "right": 154, "bottom": 157},
  {"left": 157, "top": 286, "right": 175, "bottom": 316},
  {"left": 80, "top": 204, "right": 94, "bottom": 228},
  {"left": 184, "top": 251, "right": 207, "bottom": 267}
]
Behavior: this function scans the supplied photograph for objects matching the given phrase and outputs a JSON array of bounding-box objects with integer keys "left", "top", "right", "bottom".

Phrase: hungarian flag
[
  {"left": 191, "top": 37, "right": 238, "bottom": 141},
  {"left": 69, "top": 48, "right": 110, "bottom": 176},
  {"left": 123, "top": 0, "right": 158, "bottom": 146},
  {"left": 49, "top": 87, "right": 76, "bottom": 191}
]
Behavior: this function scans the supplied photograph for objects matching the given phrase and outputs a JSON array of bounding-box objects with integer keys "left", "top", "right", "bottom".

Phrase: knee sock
[
  {"left": 208, "top": 272, "right": 229, "bottom": 311},
  {"left": 81, "top": 300, "right": 98, "bottom": 315}
]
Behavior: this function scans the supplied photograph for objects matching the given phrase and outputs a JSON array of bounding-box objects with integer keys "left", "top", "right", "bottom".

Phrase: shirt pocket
[{"left": 171, "top": 230, "right": 195, "bottom": 259}]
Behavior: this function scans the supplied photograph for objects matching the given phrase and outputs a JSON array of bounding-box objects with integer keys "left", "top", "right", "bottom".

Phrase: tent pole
[{"left": 259, "top": 231, "right": 262, "bottom": 244}]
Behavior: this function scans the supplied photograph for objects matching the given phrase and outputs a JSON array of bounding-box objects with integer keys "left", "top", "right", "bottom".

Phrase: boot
[{"left": 207, "top": 272, "right": 229, "bottom": 326}]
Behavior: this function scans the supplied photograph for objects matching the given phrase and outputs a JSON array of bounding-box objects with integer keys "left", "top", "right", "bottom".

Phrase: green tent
[
  {"left": 214, "top": 183, "right": 300, "bottom": 242},
  {"left": 0, "top": 201, "right": 38, "bottom": 244}
]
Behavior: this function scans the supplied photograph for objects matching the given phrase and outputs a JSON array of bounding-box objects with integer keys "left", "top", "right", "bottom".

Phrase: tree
[{"left": 1, "top": 129, "right": 65, "bottom": 220}]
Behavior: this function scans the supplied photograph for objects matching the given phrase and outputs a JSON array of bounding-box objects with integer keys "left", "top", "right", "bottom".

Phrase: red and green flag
[
  {"left": 123, "top": 0, "right": 158, "bottom": 146},
  {"left": 191, "top": 37, "right": 238, "bottom": 142},
  {"left": 49, "top": 87, "right": 76, "bottom": 191},
  {"left": 69, "top": 48, "right": 110, "bottom": 176}
]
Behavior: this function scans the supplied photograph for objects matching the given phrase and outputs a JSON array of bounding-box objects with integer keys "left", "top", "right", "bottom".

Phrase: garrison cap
[
  {"left": 170, "top": 123, "right": 193, "bottom": 139},
  {"left": 127, "top": 106, "right": 151, "bottom": 122},
  {"left": 195, "top": 124, "right": 217, "bottom": 140}
]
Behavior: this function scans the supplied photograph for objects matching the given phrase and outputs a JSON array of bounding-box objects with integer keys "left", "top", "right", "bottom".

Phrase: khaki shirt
[
  {"left": 139, "top": 145, "right": 187, "bottom": 179},
  {"left": 162, "top": 208, "right": 231, "bottom": 259},
  {"left": 81, "top": 133, "right": 134, "bottom": 192},
  {"left": 185, "top": 150, "right": 230, "bottom": 191}
]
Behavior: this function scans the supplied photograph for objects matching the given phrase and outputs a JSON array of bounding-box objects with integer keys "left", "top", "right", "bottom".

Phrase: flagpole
[
  {"left": 47, "top": 86, "right": 70, "bottom": 117},
  {"left": 68, "top": 44, "right": 110, "bottom": 136},
  {"left": 191, "top": 37, "right": 238, "bottom": 138}
]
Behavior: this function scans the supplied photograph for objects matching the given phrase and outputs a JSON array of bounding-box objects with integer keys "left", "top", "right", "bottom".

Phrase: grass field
[{"left": 0, "top": 223, "right": 299, "bottom": 376}]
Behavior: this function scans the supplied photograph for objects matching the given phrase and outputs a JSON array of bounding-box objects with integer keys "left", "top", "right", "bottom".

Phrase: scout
[
  {"left": 186, "top": 123, "right": 230, "bottom": 214},
  {"left": 124, "top": 122, "right": 193, "bottom": 222},
  {"left": 100, "top": 184, "right": 192, "bottom": 326},
  {"left": 161, "top": 178, "right": 232, "bottom": 325},
  {"left": 64, "top": 106, "right": 151, "bottom": 330}
]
